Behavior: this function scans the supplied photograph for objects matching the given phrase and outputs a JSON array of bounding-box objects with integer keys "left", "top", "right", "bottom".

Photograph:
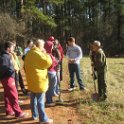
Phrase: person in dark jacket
[
  {"left": 91, "top": 40, "right": 108, "bottom": 101},
  {"left": 0, "top": 41, "right": 28, "bottom": 118},
  {"left": 52, "top": 39, "right": 63, "bottom": 94}
]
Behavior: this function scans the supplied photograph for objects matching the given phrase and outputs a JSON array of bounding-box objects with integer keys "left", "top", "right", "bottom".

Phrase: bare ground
[{"left": 0, "top": 70, "right": 87, "bottom": 124}]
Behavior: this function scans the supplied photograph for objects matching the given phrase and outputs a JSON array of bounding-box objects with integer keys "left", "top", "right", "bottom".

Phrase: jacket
[
  {"left": 93, "top": 49, "right": 107, "bottom": 73},
  {"left": 0, "top": 50, "right": 15, "bottom": 79},
  {"left": 58, "top": 44, "right": 64, "bottom": 61},
  {"left": 24, "top": 46, "right": 52, "bottom": 93},
  {"left": 44, "top": 41, "right": 58, "bottom": 72},
  {"left": 11, "top": 52, "right": 20, "bottom": 73}
]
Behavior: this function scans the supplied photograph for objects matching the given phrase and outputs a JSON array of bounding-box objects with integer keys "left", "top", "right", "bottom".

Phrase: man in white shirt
[{"left": 66, "top": 37, "right": 86, "bottom": 91}]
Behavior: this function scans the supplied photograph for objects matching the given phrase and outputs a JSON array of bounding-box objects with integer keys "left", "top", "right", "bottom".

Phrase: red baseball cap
[{"left": 48, "top": 36, "right": 55, "bottom": 42}]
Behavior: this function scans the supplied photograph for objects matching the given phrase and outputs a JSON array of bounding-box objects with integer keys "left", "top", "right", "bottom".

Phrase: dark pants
[
  {"left": 68, "top": 63, "right": 84, "bottom": 89},
  {"left": 15, "top": 71, "right": 25, "bottom": 91},
  {"left": 97, "top": 71, "right": 107, "bottom": 98},
  {"left": 60, "top": 61, "right": 63, "bottom": 81}
]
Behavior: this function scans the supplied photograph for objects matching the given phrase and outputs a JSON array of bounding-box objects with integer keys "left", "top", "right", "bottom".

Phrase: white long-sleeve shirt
[{"left": 66, "top": 44, "right": 83, "bottom": 64}]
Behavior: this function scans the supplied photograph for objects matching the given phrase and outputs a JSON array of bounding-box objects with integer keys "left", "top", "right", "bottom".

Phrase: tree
[{"left": 0, "top": 0, "right": 123, "bottom": 55}]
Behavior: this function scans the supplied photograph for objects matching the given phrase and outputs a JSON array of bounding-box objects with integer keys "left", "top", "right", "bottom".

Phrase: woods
[{"left": 0, "top": 0, "right": 124, "bottom": 56}]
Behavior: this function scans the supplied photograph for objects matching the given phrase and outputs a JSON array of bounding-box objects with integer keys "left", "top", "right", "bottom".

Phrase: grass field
[
  {"left": 0, "top": 57, "right": 124, "bottom": 124},
  {"left": 62, "top": 57, "right": 124, "bottom": 124}
]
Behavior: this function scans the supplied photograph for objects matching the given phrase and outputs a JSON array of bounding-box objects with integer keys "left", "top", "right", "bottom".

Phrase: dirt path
[{"left": 0, "top": 67, "right": 85, "bottom": 124}]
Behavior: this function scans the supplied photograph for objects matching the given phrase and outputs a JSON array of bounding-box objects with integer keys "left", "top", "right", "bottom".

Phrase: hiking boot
[
  {"left": 40, "top": 119, "right": 53, "bottom": 124},
  {"left": 98, "top": 96, "right": 107, "bottom": 102}
]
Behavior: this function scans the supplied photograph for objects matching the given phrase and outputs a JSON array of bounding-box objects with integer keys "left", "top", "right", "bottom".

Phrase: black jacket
[{"left": 0, "top": 50, "right": 15, "bottom": 80}]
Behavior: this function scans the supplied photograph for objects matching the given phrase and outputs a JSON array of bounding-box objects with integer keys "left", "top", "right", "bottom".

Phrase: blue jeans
[
  {"left": 30, "top": 92, "right": 49, "bottom": 122},
  {"left": 68, "top": 63, "right": 85, "bottom": 89},
  {"left": 56, "top": 71, "right": 60, "bottom": 94},
  {"left": 46, "top": 72, "right": 57, "bottom": 104}
]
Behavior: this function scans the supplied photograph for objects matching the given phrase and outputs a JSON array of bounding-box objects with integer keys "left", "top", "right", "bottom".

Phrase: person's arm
[
  {"left": 95, "top": 52, "right": 106, "bottom": 68},
  {"left": 1, "top": 55, "right": 15, "bottom": 77},
  {"left": 66, "top": 47, "right": 73, "bottom": 63},
  {"left": 66, "top": 47, "right": 70, "bottom": 59},
  {"left": 55, "top": 48, "right": 61, "bottom": 62},
  {"left": 49, "top": 54, "right": 58, "bottom": 69},
  {"left": 58, "top": 44, "right": 64, "bottom": 60},
  {"left": 37, "top": 52, "right": 52, "bottom": 69}
]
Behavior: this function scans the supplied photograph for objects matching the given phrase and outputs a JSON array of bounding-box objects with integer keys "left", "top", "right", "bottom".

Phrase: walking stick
[{"left": 91, "top": 66, "right": 99, "bottom": 101}]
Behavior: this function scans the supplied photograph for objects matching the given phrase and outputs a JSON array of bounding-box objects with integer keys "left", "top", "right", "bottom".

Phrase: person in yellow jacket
[{"left": 24, "top": 39, "right": 53, "bottom": 124}]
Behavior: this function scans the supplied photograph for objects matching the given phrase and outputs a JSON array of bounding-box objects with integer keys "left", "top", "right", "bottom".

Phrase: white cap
[{"left": 93, "top": 40, "right": 101, "bottom": 47}]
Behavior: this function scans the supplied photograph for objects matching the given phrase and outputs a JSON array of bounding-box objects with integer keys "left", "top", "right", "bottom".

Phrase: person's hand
[
  {"left": 68, "top": 59, "right": 72, "bottom": 63},
  {"left": 71, "top": 59, "right": 75, "bottom": 63},
  {"left": 69, "top": 59, "right": 75, "bottom": 63}
]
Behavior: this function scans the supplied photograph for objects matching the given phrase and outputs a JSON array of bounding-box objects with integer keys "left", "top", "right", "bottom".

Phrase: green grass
[{"left": 62, "top": 57, "right": 124, "bottom": 124}]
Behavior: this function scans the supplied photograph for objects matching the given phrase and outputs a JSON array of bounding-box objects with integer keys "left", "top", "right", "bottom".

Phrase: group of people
[
  {"left": 0, "top": 36, "right": 107, "bottom": 124},
  {"left": 24, "top": 37, "right": 64, "bottom": 123}
]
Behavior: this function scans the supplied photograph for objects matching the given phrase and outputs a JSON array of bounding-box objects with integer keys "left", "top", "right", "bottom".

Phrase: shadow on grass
[
  {"left": 60, "top": 88, "right": 80, "bottom": 94},
  {"left": 60, "top": 89, "right": 71, "bottom": 93},
  {"left": 45, "top": 98, "right": 93, "bottom": 108}
]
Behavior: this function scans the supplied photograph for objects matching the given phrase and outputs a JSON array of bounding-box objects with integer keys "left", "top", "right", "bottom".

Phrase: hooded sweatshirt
[
  {"left": 44, "top": 41, "right": 58, "bottom": 72},
  {"left": 0, "top": 50, "right": 15, "bottom": 79}
]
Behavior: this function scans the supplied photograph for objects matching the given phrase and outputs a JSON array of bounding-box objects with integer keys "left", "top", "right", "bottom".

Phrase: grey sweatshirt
[{"left": 66, "top": 44, "right": 83, "bottom": 64}]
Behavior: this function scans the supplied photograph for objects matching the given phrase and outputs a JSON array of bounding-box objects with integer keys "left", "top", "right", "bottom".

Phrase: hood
[
  {"left": 44, "top": 41, "right": 53, "bottom": 54},
  {"left": 0, "top": 50, "right": 9, "bottom": 56},
  {"left": 48, "top": 36, "right": 55, "bottom": 42}
]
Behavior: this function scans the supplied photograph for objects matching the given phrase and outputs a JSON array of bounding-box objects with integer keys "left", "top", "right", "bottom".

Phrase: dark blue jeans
[{"left": 68, "top": 63, "right": 85, "bottom": 89}]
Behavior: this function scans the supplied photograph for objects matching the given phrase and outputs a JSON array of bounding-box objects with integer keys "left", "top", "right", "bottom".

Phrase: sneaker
[
  {"left": 40, "top": 119, "right": 53, "bottom": 124},
  {"left": 53, "top": 93, "right": 59, "bottom": 97},
  {"left": 7, "top": 112, "right": 15, "bottom": 116},
  {"left": 16, "top": 112, "right": 29, "bottom": 118},
  {"left": 32, "top": 117, "right": 38, "bottom": 120},
  {"left": 18, "top": 100, "right": 24, "bottom": 104},
  {"left": 68, "top": 87, "right": 76, "bottom": 91}
]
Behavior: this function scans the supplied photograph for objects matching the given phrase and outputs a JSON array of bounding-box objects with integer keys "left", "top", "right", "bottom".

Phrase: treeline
[{"left": 0, "top": 0, "right": 124, "bottom": 56}]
